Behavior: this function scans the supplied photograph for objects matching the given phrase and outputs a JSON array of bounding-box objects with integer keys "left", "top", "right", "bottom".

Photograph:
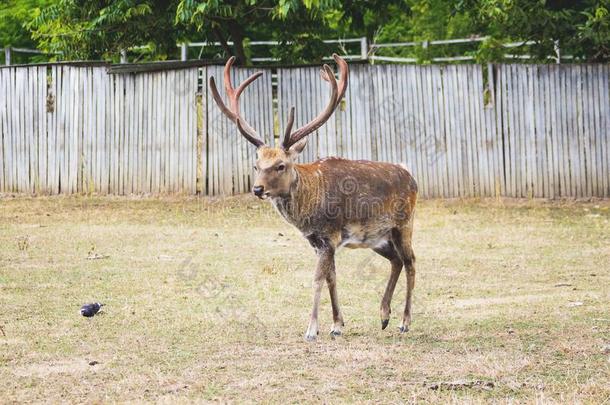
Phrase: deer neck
[{"left": 271, "top": 164, "right": 324, "bottom": 230}]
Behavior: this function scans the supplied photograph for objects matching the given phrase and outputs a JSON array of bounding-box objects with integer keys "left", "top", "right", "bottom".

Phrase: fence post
[
  {"left": 4, "top": 47, "right": 11, "bottom": 66},
  {"left": 486, "top": 63, "right": 495, "bottom": 107},
  {"left": 554, "top": 40, "right": 561, "bottom": 64},
  {"left": 360, "top": 37, "right": 368, "bottom": 60},
  {"left": 120, "top": 49, "right": 127, "bottom": 64},
  {"left": 181, "top": 43, "right": 188, "bottom": 61}
]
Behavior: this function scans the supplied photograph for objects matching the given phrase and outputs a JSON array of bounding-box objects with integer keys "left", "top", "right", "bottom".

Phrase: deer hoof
[
  {"left": 330, "top": 330, "right": 342, "bottom": 338},
  {"left": 398, "top": 325, "right": 409, "bottom": 333},
  {"left": 381, "top": 319, "right": 389, "bottom": 330},
  {"left": 305, "top": 334, "right": 317, "bottom": 342}
]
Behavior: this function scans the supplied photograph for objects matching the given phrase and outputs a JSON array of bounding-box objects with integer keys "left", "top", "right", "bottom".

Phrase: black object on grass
[{"left": 80, "top": 303, "right": 104, "bottom": 317}]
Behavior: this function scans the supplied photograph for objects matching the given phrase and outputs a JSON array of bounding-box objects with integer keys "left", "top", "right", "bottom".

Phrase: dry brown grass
[{"left": 1, "top": 195, "right": 609, "bottom": 403}]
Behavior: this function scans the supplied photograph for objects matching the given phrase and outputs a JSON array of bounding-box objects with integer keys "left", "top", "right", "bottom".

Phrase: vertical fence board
[
  {"left": 471, "top": 65, "right": 485, "bottom": 196},
  {"left": 508, "top": 64, "right": 519, "bottom": 196},
  {"left": 493, "top": 66, "right": 504, "bottom": 197},
  {"left": 583, "top": 66, "right": 596, "bottom": 197},
  {"left": 575, "top": 66, "right": 587, "bottom": 197},
  {"left": 444, "top": 66, "right": 459, "bottom": 197},
  {"left": 0, "top": 69, "right": 5, "bottom": 192},
  {"left": 27, "top": 68, "right": 36, "bottom": 192},
  {"left": 507, "top": 64, "right": 517, "bottom": 197},
  {"left": 172, "top": 70, "right": 180, "bottom": 193},
  {"left": 601, "top": 65, "right": 610, "bottom": 197},
  {"left": 57, "top": 67, "right": 66, "bottom": 193},
  {"left": 556, "top": 66, "right": 569, "bottom": 197},
  {"left": 15, "top": 68, "right": 23, "bottom": 191},
  {"left": 199, "top": 68, "right": 207, "bottom": 195},
  {"left": 548, "top": 65, "right": 558, "bottom": 198},
  {"left": 422, "top": 66, "right": 436, "bottom": 197},
  {"left": 408, "top": 66, "right": 421, "bottom": 187},
  {"left": 143, "top": 73, "right": 151, "bottom": 193},
  {"left": 6, "top": 68, "right": 13, "bottom": 191},
  {"left": 514, "top": 65, "right": 525, "bottom": 197},
  {"left": 455, "top": 65, "right": 468, "bottom": 197},
  {"left": 188, "top": 68, "right": 198, "bottom": 194},
  {"left": 432, "top": 65, "right": 447, "bottom": 198},
  {"left": 0, "top": 69, "right": 6, "bottom": 192},
  {"left": 534, "top": 66, "right": 547, "bottom": 198},
  {"left": 71, "top": 67, "right": 80, "bottom": 194},
  {"left": 566, "top": 65, "right": 577, "bottom": 197},
  {"left": 497, "top": 66, "right": 510, "bottom": 196},
  {"left": 466, "top": 65, "right": 479, "bottom": 196},
  {"left": 1, "top": 69, "right": 9, "bottom": 191}
]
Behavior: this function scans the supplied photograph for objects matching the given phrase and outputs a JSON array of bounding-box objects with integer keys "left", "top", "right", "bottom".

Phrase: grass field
[{"left": 1, "top": 195, "right": 609, "bottom": 403}]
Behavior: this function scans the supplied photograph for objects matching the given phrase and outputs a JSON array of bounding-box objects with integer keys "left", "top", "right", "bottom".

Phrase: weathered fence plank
[
  {"left": 0, "top": 69, "right": 5, "bottom": 192},
  {"left": 601, "top": 65, "right": 610, "bottom": 198}
]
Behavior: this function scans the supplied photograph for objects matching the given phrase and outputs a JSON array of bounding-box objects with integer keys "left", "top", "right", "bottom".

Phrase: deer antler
[
  {"left": 209, "top": 56, "right": 266, "bottom": 148},
  {"left": 282, "top": 54, "right": 349, "bottom": 150}
]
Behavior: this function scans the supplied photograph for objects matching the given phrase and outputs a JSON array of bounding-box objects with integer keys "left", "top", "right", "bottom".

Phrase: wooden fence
[
  {"left": 0, "top": 63, "right": 608, "bottom": 198},
  {"left": 0, "top": 65, "right": 198, "bottom": 194}
]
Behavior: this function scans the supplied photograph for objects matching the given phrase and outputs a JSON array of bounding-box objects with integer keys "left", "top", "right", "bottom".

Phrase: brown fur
[{"left": 253, "top": 147, "right": 418, "bottom": 340}]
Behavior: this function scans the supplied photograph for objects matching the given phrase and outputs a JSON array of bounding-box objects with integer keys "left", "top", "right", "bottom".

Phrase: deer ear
[{"left": 288, "top": 138, "right": 308, "bottom": 155}]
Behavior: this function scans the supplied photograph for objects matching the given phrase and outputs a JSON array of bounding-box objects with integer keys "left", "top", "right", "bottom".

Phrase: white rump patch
[{"left": 398, "top": 163, "right": 411, "bottom": 172}]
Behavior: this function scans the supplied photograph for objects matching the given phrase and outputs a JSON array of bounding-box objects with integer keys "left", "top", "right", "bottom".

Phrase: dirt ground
[{"left": 1, "top": 195, "right": 609, "bottom": 403}]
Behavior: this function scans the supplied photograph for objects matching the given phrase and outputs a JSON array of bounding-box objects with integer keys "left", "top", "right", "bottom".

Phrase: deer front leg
[
  {"left": 305, "top": 240, "right": 336, "bottom": 341},
  {"left": 326, "top": 262, "right": 344, "bottom": 337}
]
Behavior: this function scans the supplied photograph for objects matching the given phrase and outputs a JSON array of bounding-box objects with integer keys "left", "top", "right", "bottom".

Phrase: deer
[{"left": 209, "top": 54, "right": 418, "bottom": 341}]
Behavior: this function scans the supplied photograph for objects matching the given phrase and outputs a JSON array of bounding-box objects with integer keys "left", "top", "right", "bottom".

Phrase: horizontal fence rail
[
  {"left": 0, "top": 63, "right": 608, "bottom": 198},
  {"left": 4, "top": 36, "right": 570, "bottom": 66}
]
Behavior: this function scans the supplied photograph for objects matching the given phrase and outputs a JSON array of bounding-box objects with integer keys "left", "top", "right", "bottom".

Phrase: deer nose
[{"left": 253, "top": 186, "right": 265, "bottom": 197}]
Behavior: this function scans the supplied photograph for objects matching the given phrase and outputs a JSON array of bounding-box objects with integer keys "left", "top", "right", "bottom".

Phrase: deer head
[{"left": 209, "top": 54, "right": 348, "bottom": 199}]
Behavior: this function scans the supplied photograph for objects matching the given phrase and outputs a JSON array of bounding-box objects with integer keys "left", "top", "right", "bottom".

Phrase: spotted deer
[{"left": 210, "top": 54, "right": 418, "bottom": 341}]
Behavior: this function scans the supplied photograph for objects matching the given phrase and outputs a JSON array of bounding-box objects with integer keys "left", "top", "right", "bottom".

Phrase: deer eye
[
  {"left": 253, "top": 166, "right": 258, "bottom": 172},
  {"left": 277, "top": 164, "right": 286, "bottom": 172}
]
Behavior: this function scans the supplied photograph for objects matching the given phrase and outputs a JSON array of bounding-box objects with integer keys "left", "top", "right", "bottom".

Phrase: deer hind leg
[
  {"left": 391, "top": 225, "right": 416, "bottom": 333},
  {"left": 326, "top": 264, "right": 344, "bottom": 337},
  {"left": 373, "top": 242, "right": 403, "bottom": 330}
]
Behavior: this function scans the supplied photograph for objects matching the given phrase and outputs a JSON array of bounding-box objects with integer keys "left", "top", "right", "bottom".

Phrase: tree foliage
[
  {"left": 9, "top": 0, "right": 610, "bottom": 64},
  {"left": 28, "top": 0, "right": 183, "bottom": 61},
  {"left": 174, "top": 0, "right": 343, "bottom": 64},
  {"left": 369, "top": 0, "right": 609, "bottom": 63},
  {"left": 464, "top": 0, "right": 610, "bottom": 62},
  {"left": 0, "top": 0, "right": 54, "bottom": 63}
]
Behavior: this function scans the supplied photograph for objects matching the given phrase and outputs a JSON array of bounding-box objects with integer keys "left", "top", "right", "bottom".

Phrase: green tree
[
  {"left": 464, "top": 0, "right": 610, "bottom": 62},
  {"left": 368, "top": 0, "right": 475, "bottom": 62},
  {"left": 362, "top": 0, "right": 609, "bottom": 63},
  {"left": 0, "top": 0, "right": 54, "bottom": 63},
  {"left": 174, "top": 0, "right": 345, "bottom": 64},
  {"left": 29, "top": 0, "right": 185, "bottom": 61},
  {"left": 28, "top": 0, "right": 407, "bottom": 64},
  {"left": 25, "top": 0, "right": 610, "bottom": 64},
  {"left": 28, "top": 0, "right": 345, "bottom": 63},
  {"left": 576, "top": 0, "right": 610, "bottom": 61}
]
